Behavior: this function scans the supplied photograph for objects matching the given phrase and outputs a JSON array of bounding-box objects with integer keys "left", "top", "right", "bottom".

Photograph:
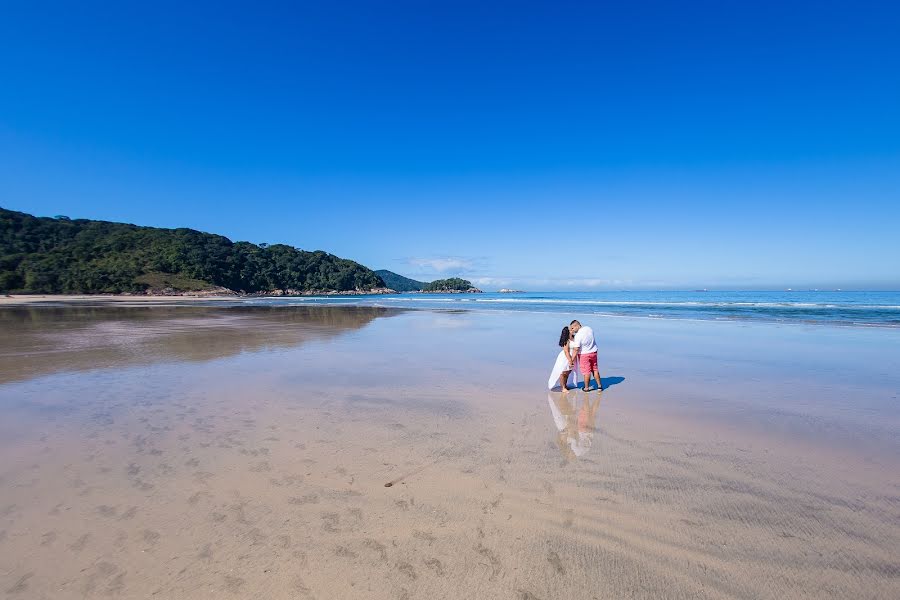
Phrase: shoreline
[
  {"left": 0, "top": 289, "right": 493, "bottom": 305},
  {"left": 3, "top": 293, "right": 899, "bottom": 331}
]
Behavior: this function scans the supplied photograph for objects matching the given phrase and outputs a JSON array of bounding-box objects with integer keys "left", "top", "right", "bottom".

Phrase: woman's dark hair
[{"left": 558, "top": 326, "right": 570, "bottom": 347}]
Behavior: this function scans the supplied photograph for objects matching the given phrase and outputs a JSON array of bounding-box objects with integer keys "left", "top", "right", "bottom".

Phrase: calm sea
[{"left": 249, "top": 291, "right": 900, "bottom": 328}]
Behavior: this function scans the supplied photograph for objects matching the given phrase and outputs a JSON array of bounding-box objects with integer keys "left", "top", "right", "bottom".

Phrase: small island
[
  {"left": 497, "top": 288, "right": 524, "bottom": 293},
  {"left": 422, "top": 277, "right": 483, "bottom": 293}
]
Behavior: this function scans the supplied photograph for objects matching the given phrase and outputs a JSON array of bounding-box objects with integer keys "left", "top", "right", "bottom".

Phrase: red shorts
[{"left": 579, "top": 352, "right": 598, "bottom": 374}]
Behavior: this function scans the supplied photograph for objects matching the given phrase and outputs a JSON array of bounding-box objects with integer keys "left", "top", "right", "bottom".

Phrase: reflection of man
[{"left": 569, "top": 320, "right": 601, "bottom": 392}]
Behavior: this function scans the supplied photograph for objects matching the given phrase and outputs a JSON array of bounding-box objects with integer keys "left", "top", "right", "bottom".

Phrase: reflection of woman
[
  {"left": 548, "top": 326, "right": 579, "bottom": 392},
  {"left": 548, "top": 392, "right": 577, "bottom": 461}
]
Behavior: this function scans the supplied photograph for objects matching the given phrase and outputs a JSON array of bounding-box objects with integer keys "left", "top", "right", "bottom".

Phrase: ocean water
[{"left": 244, "top": 290, "right": 900, "bottom": 327}]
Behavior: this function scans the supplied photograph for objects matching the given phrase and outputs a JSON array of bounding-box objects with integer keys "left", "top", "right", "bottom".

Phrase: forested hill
[
  {"left": 375, "top": 270, "right": 426, "bottom": 292},
  {"left": 423, "top": 278, "right": 481, "bottom": 292},
  {"left": 0, "top": 207, "right": 385, "bottom": 294}
]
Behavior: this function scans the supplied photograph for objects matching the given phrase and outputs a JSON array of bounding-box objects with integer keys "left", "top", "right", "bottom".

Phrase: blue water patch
[{"left": 237, "top": 291, "right": 900, "bottom": 328}]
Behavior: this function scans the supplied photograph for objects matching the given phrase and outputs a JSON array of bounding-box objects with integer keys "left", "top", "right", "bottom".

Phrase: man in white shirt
[{"left": 570, "top": 320, "right": 601, "bottom": 392}]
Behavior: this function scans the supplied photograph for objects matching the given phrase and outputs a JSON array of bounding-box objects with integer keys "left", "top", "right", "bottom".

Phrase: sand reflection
[{"left": 0, "top": 304, "right": 402, "bottom": 384}]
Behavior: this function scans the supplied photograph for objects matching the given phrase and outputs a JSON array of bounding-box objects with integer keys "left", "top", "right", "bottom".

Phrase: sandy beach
[{"left": 0, "top": 303, "right": 898, "bottom": 599}]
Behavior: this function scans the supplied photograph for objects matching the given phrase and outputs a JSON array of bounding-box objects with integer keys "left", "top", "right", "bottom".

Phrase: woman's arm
[{"left": 563, "top": 344, "right": 575, "bottom": 367}]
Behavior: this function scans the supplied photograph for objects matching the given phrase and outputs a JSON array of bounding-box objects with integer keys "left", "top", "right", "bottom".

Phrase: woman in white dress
[{"left": 548, "top": 326, "right": 579, "bottom": 392}]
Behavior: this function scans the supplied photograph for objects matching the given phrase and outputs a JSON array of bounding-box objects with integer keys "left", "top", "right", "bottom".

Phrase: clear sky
[{"left": 1, "top": 1, "right": 898, "bottom": 290}]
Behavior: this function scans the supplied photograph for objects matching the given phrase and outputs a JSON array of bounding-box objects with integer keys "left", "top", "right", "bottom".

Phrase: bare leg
[
  {"left": 558, "top": 371, "right": 569, "bottom": 392},
  {"left": 582, "top": 371, "right": 592, "bottom": 391},
  {"left": 593, "top": 368, "right": 602, "bottom": 391}
]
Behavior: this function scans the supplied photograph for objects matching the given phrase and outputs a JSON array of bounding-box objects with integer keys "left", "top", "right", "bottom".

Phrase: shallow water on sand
[{"left": 0, "top": 305, "right": 898, "bottom": 599}]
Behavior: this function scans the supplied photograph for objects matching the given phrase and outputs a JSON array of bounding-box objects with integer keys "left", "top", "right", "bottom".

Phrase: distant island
[
  {"left": 0, "top": 207, "right": 389, "bottom": 295},
  {"left": 497, "top": 288, "right": 524, "bottom": 293},
  {"left": 374, "top": 271, "right": 483, "bottom": 294},
  {"left": 422, "top": 277, "right": 482, "bottom": 293},
  {"left": 375, "top": 270, "right": 426, "bottom": 292}
]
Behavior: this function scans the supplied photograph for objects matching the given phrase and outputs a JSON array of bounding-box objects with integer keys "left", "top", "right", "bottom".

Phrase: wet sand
[{"left": 0, "top": 305, "right": 898, "bottom": 599}]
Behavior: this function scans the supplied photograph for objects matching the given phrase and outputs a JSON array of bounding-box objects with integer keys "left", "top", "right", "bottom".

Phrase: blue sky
[{"left": 1, "top": 1, "right": 898, "bottom": 290}]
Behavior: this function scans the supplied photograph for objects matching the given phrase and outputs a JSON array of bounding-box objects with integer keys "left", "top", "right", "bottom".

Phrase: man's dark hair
[{"left": 570, "top": 319, "right": 580, "bottom": 326}]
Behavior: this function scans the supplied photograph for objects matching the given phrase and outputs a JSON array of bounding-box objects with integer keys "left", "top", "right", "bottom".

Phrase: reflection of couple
[
  {"left": 548, "top": 320, "right": 602, "bottom": 393},
  {"left": 547, "top": 392, "right": 600, "bottom": 461}
]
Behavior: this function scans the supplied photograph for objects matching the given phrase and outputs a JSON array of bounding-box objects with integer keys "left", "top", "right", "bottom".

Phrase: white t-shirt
[{"left": 573, "top": 326, "right": 597, "bottom": 354}]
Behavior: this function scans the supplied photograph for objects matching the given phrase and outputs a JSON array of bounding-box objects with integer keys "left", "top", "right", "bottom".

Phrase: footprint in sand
[
  {"left": 412, "top": 530, "right": 436, "bottom": 545},
  {"left": 40, "top": 531, "right": 57, "bottom": 546},
  {"left": 247, "top": 528, "right": 268, "bottom": 545},
  {"left": 106, "top": 572, "right": 126, "bottom": 595},
  {"left": 397, "top": 562, "right": 418, "bottom": 580},
  {"left": 424, "top": 558, "right": 444, "bottom": 576},
  {"left": 81, "top": 562, "right": 119, "bottom": 595},
  {"left": 69, "top": 533, "right": 90, "bottom": 552},
  {"left": 224, "top": 575, "right": 245, "bottom": 593},
  {"left": 188, "top": 491, "right": 211, "bottom": 505},
  {"left": 363, "top": 539, "right": 388, "bottom": 562},
  {"left": 193, "top": 471, "right": 214, "bottom": 484},
  {"left": 132, "top": 479, "right": 154, "bottom": 491},
  {"left": 291, "top": 576, "right": 313, "bottom": 595},
  {"left": 289, "top": 494, "right": 319, "bottom": 505},
  {"left": 142, "top": 529, "right": 161, "bottom": 548},
  {"left": 474, "top": 543, "right": 501, "bottom": 580},
  {"left": 547, "top": 550, "right": 566, "bottom": 575},
  {"left": 335, "top": 545, "right": 358, "bottom": 559},
  {"left": 321, "top": 513, "right": 340, "bottom": 533},
  {"left": 6, "top": 572, "right": 33, "bottom": 594}
]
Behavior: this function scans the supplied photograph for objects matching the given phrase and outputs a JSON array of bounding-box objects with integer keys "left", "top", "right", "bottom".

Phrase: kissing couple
[{"left": 548, "top": 320, "right": 602, "bottom": 393}]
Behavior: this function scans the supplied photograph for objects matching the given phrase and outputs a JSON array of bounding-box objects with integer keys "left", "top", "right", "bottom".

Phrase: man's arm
[{"left": 569, "top": 330, "right": 583, "bottom": 363}]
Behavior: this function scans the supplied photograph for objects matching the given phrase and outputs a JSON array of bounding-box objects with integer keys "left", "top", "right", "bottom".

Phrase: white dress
[{"left": 547, "top": 341, "right": 580, "bottom": 391}]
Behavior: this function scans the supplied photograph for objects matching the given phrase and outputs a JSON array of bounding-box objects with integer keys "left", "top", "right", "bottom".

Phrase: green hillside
[
  {"left": 375, "top": 270, "right": 426, "bottom": 292},
  {"left": 0, "top": 207, "right": 385, "bottom": 294}
]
